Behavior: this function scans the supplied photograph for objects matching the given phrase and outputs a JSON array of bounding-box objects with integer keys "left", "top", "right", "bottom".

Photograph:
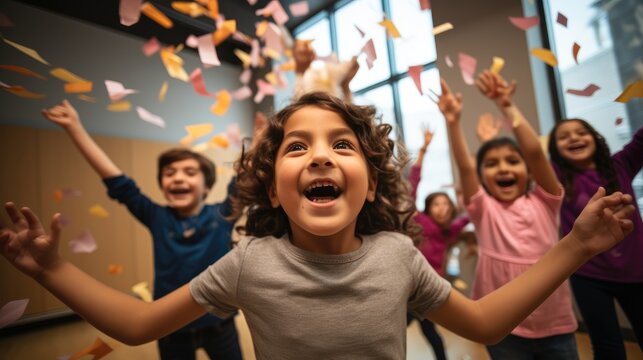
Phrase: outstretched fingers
[{"left": 4, "top": 202, "right": 28, "bottom": 232}]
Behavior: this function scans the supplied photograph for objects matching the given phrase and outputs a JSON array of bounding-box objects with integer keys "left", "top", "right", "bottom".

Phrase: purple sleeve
[
  {"left": 612, "top": 126, "right": 643, "bottom": 180},
  {"left": 449, "top": 216, "right": 470, "bottom": 237},
  {"left": 409, "top": 164, "right": 422, "bottom": 201}
]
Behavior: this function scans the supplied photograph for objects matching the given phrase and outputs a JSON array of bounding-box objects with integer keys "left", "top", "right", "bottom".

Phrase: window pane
[
  {"left": 335, "top": 0, "right": 390, "bottom": 90},
  {"left": 398, "top": 69, "right": 454, "bottom": 209},
  {"left": 295, "top": 17, "right": 332, "bottom": 58},
  {"left": 389, "top": 2, "right": 437, "bottom": 74},
  {"left": 545, "top": 0, "right": 643, "bottom": 208},
  {"left": 353, "top": 85, "right": 396, "bottom": 140}
]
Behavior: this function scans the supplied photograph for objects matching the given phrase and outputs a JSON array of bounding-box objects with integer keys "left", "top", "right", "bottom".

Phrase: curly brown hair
[{"left": 232, "top": 92, "right": 422, "bottom": 244}]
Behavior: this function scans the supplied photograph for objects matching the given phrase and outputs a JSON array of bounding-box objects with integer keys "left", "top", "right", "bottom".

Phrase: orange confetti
[
  {"left": 2, "top": 85, "right": 46, "bottom": 99},
  {"left": 64, "top": 81, "right": 93, "bottom": 93},
  {"left": 530, "top": 48, "right": 558, "bottom": 67},
  {"left": 54, "top": 190, "right": 64, "bottom": 202},
  {"left": 0, "top": 65, "right": 46, "bottom": 80},
  {"left": 69, "top": 337, "right": 112, "bottom": 360},
  {"left": 159, "top": 81, "right": 168, "bottom": 102},
  {"left": 89, "top": 204, "right": 110, "bottom": 218},
  {"left": 256, "top": 20, "right": 269, "bottom": 37},
  {"left": 50, "top": 68, "right": 88, "bottom": 83},
  {"left": 171, "top": 1, "right": 208, "bottom": 17},
  {"left": 160, "top": 48, "right": 189, "bottom": 81},
  {"left": 107, "top": 264, "right": 124, "bottom": 274},
  {"left": 210, "top": 134, "right": 229, "bottom": 148},
  {"left": 572, "top": 42, "right": 580, "bottom": 64},
  {"left": 208, "top": 0, "right": 219, "bottom": 18},
  {"left": 107, "top": 101, "right": 131, "bottom": 112},
  {"left": 213, "top": 20, "right": 236, "bottom": 46},
  {"left": 279, "top": 61, "right": 295, "bottom": 72},
  {"left": 179, "top": 134, "right": 195, "bottom": 146},
  {"left": 185, "top": 123, "right": 214, "bottom": 138},
  {"left": 210, "top": 90, "right": 231, "bottom": 116},
  {"left": 614, "top": 80, "right": 643, "bottom": 103},
  {"left": 379, "top": 18, "right": 401, "bottom": 38},
  {"left": 141, "top": 2, "right": 174, "bottom": 29}
]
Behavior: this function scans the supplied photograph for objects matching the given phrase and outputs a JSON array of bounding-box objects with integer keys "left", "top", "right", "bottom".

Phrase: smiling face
[
  {"left": 427, "top": 194, "right": 454, "bottom": 228},
  {"left": 269, "top": 106, "right": 376, "bottom": 250},
  {"left": 554, "top": 120, "right": 597, "bottom": 170},
  {"left": 479, "top": 145, "right": 529, "bottom": 203},
  {"left": 160, "top": 158, "right": 209, "bottom": 216}
]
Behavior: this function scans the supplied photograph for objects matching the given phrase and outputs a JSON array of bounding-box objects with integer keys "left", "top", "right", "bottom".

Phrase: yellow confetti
[
  {"left": 530, "top": 48, "right": 558, "bottom": 67},
  {"left": 453, "top": 279, "right": 468, "bottom": 290},
  {"left": 64, "top": 81, "right": 93, "bottom": 93},
  {"left": 141, "top": 2, "right": 174, "bottom": 29},
  {"left": 379, "top": 19, "right": 401, "bottom": 38},
  {"left": 279, "top": 61, "right": 295, "bottom": 72},
  {"left": 265, "top": 72, "right": 278, "bottom": 85},
  {"left": 131, "top": 281, "right": 153, "bottom": 302},
  {"left": 191, "top": 142, "right": 210, "bottom": 153},
  {"left": 185, "top": 123, "right": 214, "bottom": 138},
  {"left": 78, "top": 94, "right": 97, "bottom": 103},
  {"left": 107, "top": 101, "right": 131, "bottom": 112},
  {"left": 210, "top": 90, "right": 231, "bottom": 116},
  {"left": 50, "top": 68, "right": 88, "bottom": 83},
  {"left": 234, "top": 49, "right": 251, "bottom": 68},
  {"left": 89, "top": 204, "right": 110, "bottom": 218},
  {"left": 179, "top": 134, "right": 195, "bottom": 146},
  {"left": 160, "top": 48, "right": 189, "bottom": 81},
  {"left": 2, "top": 36, "right": 50, "bottom": 65},
  {"left": 159, "top": 81, "right": 168, "bottom": 102},
  {"left": 490, "top": 56, "right": 505, "bottom": 74},
  {"left": 210, "top": 134, "right": 229, "bottom": 148},
  {"left": 614, "top": 80, "right": 643, "bottom": 103},
  {"left": 432, "top": 22, "right": 453, "bottom": 36},
  {"left": 256, "top": 20, "right": 269, "bottom": 37}
]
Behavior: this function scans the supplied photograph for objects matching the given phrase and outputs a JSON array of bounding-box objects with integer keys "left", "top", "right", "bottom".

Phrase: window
[
  {"left": 287, "top": 0, "right": 452, "bottom": 209},
  {"left": 541, "top": 0, "right": 643, "bottom": 210}
]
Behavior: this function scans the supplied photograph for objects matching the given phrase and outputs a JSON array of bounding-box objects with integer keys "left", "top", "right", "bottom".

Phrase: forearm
[
  {"left": 447, "top": 122, "right": 478, "bottom": 202},
  {"left": 36, "top": 260, "right": 202, "bottom": 344},
  {"left": 65, "top": 125, "right": 122, "bottom": 178}
]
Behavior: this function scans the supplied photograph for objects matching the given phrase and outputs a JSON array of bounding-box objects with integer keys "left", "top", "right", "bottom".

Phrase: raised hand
[
  {"left": 476, "top": 113, "right": 501, "bottom": 143},
  {"left": 41, "top": 100, "right": 80, "bottom": 129},
  {"left": 0, "top": 203, "right": 62, "bottom": 278},
  {"left": 569, "top": 187, "right": 634, "bottom": 258},
  {"left": 294, "top": 40, "right": 316, "bottom": 74},
  {"left": 341, "top": 56, "right": 360, "bottom": 89},
  {"left": 421, "top": 127, "right": 434, "bottom": 148},
  {"left": 476, "top": 70, "right": 516, "bottom": 108},
  {"left": 438, "top": 78, "right": 463, "bottom": 124}
]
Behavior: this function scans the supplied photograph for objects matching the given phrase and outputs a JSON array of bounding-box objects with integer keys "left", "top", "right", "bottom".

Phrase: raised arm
[
  {"left": 428, "top": 187, "right": 634, "bottom": 343},
  {"left": 340, "top": 56, "right": 359, "bottom": 103},
  {"left": 414, "top": 128, "right": 433, "bottom": 168},
  {"left": 476, "top": 71, "right": 560, "bottom": 196},
  {"left": 41, "top": 100, "right": 121, "bottom": 179},
  {"left": 439, "top": 79, "right": 479, "bottom": 204},
  {"left": 0, "top": 203, "right": 204, "bottom": 344},
  {"left": 476, "top": 112, "right": 501, "bottom": 143}
]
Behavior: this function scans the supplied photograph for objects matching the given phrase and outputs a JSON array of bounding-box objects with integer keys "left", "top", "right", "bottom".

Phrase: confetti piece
[
  {"left": 141, "top": 2, "right": 173, "bottom": 28},
  {"left": 189, "top": 68, "right": 215, "bottom": 97},
  {"left": 136, "top": 106, "right": 166, "bottom": 127},
  {"left": 89, "top": 204, "right": 110, "bottom": 218},
  {"left": 360, "top": 39, "right": 377, "bottom": 70},
  {"left": 556, "top": 12, "right": 568, "bottom": 27},
  {"left": 211, "top": 90, "right": 232, "bottom": 116},
  {"left": 232, "top": 85, "right": 252, "bottom": 100},
  {"left": 255, "top": 0, "right": 289, "bottom": 26},
  {"left": 131, "top": 282, "right": 153, "bottom": 302},
  {"left": 408, "top": 65, "right": 423, "bottom": 95},
  {"left": 64, "top": 81, "right": 93, "bottom": 94},
  {"left": 254, "top": 79, "right": 275, "bottom": 103},
  {"left": 191, "top": 142, "right": 209, "bottom": 153},
  {"left": 212, "top": 20, "right": 236, "bottom": 46},
  {"left": 54, "top": 188, "right": 82, "bottom": 201},
  {"left": 185, "top": 34, "right": 199, "bottom": 48},
  {"left": 185, "top": 123, "right": 213, "bottom": 139},
  {"left": 50, "top": 68, "right": 88, "bottom": 83},
  {"left": 105, "top": 80, "right": 137, "bottom": 101},
  {"left": 232, "top": 30, "right": 253, "bottom": 45},
  {"left": 458, "top": 52, "right": 477, "bottom": 85},
  {"left": 159, "top": 81, "right": 168, "bottom": 102},
  {"left": 226, "top": 123, "right": 242, "bottom": 147},
  {"left": 120, "top": 0, "right": 142, "bottom": 26},
  {"left": 453, "top": 279, "right": 468, "bottom": 290},
  {"left": 379, "top": 18, "right": 401, "bottom": 38},
  {"left": 107, "top": 101, "right": 131, "bottom": 112},
  {"left": 432, "top": 22, "right": 453, "bottom": 36},
  {"left": 289, "top": 1, "right": 309, "bottom": 17},
  {"left": 69, "top": 230, "right": 97, "bottom": 254},
  {"left": 197, "top": 33, "right": 221, "bottom": 67},
  {"left": 77, "top": 94, "right": 97, "bottom": 103},
  {"left": 615, "top": 117, "right": 623, "bottom": 125},
  {"left": 420, "top": 0, "right": 431, "bottom": 10},
  {"left": 0, "top": 299, "right": 29, "bottom": 329},
  {"left": 171, "top": 1, "right": 207, "bottom": 17},
  {"left": 142, "top": 37, "right": 160, "bottom": 56},
  {"left": 54, "top": 189, "right": 64, "bottom": 202},
  {"left": 69, "top": 337, "right": 112, "bottom": 360},
  {"left": 234, "top": 48, "right": 251, "bottom": 68},
  {"left": 566, "top": 83, "right": 600, "bottom": 97},
  {"left": 207, "top": 0, "right": 219, "bottom": 18},
  {"left": 2, "top": 36, "right": 49, "bottom": 65},
  {"left": 490, "top": 56, "right": 505, "bottom": 74},
  {"left": 445, "top": 55, "right": 453, "bottom": 68},
  {"left": 160, "top": 48, "right": 189, "bottom": 81},
  {"left": 210, "top": 134, "right": 230, "bottom": 148},
  {"left": 508, "top": 15, "right": 540, "bottom": 30},
  {"left": 530, "top": 48, "right": 558, "bottom": 67},
  {"left": 0, "top": 65, "right": 46, "bottom": 80},
  {"left": 108, "top": 264, "right": 124, "bottom": 274},
  {"left": 614, "top": 80, "right": 643, "bottom": 103},
  {"left": 572, "top": 42, "right": 580, "bottom": 64},
  {"left": 1, "top": 85, "right": 46, "bottom": 99}
]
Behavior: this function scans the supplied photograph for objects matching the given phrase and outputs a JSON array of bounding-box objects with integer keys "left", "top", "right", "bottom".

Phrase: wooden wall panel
[{"left": 0, "top": 126, "right": 46, "bottom": 316}]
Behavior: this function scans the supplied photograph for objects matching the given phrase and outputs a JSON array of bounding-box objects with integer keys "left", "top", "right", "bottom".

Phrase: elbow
[{"left": 476, "top": 333, "right": 507, "bottom": 345}]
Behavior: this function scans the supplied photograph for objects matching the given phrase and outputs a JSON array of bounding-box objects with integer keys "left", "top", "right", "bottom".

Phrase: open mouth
[
  {"left": 304, "top": 181, "right": 342, "bottom": 203},
  {"left": 496, "top": 179, "right": 516, "bottom": 188},
  {"left": 567, "top": 143, "right": 586, "bottom": 152},
  {"left": 168, "top": 188, "right": 191, "bottom": 195}
]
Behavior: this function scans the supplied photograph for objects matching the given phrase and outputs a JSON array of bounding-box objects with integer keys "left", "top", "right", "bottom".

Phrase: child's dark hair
[
  {"left": 476, "top": 136, "right": 525, "bottom": 178},
  {"left": 232, "top": 91, "right": 422, "bottom": 244},
  {"left": 157, "top": 148, "right": 216, "bottom": 189},
  {"left": 424, "top": 192, "right": 457, "bottom": 222},
  {"left": 548, "top": 118, "right": 618, "bottom": 199}
]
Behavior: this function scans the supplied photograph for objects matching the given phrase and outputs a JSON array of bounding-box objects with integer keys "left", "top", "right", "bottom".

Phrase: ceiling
[{"left": 14, "top": 0, "right": 336, "bottom": 65}]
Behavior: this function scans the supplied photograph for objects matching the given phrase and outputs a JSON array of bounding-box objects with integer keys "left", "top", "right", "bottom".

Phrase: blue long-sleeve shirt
[{"left": 104, "top": 175, "right": 236, "bottom": 330}]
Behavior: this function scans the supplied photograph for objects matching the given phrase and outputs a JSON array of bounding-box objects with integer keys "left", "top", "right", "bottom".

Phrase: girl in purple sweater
[
  {"left": 548, "top": 119, "right": 643, "bottom": 359},
  {"left": 407, "top": 128, "right": 470, "bottom": 360}
]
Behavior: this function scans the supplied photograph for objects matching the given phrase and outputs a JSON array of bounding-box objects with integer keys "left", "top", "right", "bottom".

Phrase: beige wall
[{"left": 0, "top": 125, "right": 240, "bottom": 321}]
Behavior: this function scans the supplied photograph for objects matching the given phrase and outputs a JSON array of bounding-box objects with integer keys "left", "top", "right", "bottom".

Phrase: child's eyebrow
[{"left": 283, "top": 128, "right": 355, "bottom": 140}]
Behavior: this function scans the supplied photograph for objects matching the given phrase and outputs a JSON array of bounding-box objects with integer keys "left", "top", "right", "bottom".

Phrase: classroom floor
[{"left": 0, "top": 312, "right": 641, "bottom": 359}]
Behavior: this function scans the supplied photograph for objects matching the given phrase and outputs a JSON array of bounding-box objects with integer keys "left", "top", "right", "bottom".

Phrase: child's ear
[
  {"left": 366, "top": 175, "right": 377, "bottom": 202},
  {"left": 268, "top": 185, "right": 280, "bottom": 208}
]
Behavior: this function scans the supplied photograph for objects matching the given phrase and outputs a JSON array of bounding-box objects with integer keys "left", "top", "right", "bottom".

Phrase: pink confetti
[
  {"left": 615, "top": 117, "right": 623, "bottom": 125},
  {"left": 256, "top": 0, "right": 289, "bottom": 26},
  {"left": 189, "top": 68, "right": 216, "bottom": 97},
  {"left": 0, "top": 299, "right": 29, "bottom": 328},
  {"left": 250, "top": 39, "right": 261, "bottom": 68},
  {"left": 240, "top": 68, "right": 252, "bottom": 85},
  {"left": 254, "top": 79, "right": 275, "bottom": 104},
  {"left": 445, "top": 55, "right": 453, "bottom": 68},
  {"left": 232, "top": 86, "right": 252, "bottom": 100},
  {"left": 360, "top": 39, "right": 377, "bottom": 70},
  {"left": 508, "top": 16, "right": 540, "bottom": 31},
  {"left": 566, "top": 83, "right": 600, "bottom": 97},
  {"left": 458, "top": 52, "right": 477, "bottom": 85},
  {"left": 263, "top": 23, "right": 284, "bottom": 55},
  {"left": 197, "top": 33, "right": 220, "bottom": 68},
  {"left": 408, "top": 65, "right": 424, "bottom": 95},
  {"left": 136, "top": 106, "right": 166, "bottom": 127},
  {"left": 185, "top": 35, "right": 198, "bottom": 48},
  {"left": 105, "top": 80, "right": 138, "bottom": 101},
  {"left": 119, "top": 0, "right": 142, "bottom": 26},
  {"left": 69, "top": 230, "right": 97, "bottom": 254},
  {"left": 289, "top": 1, "right": 309, "bottom": 17},
  {"left": 142, "top": 37, "right": 160, "bottom": 56},
  {"left": 226, "top": 123, "right": 242, "bottom": 147},
  {"left": 556, "top": 12, "right": 568, "bottom": 27}
]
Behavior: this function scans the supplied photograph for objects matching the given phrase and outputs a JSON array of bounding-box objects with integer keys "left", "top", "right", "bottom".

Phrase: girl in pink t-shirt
[{"left": 440, "top": 72, "right": 578, "bottom": 359}]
